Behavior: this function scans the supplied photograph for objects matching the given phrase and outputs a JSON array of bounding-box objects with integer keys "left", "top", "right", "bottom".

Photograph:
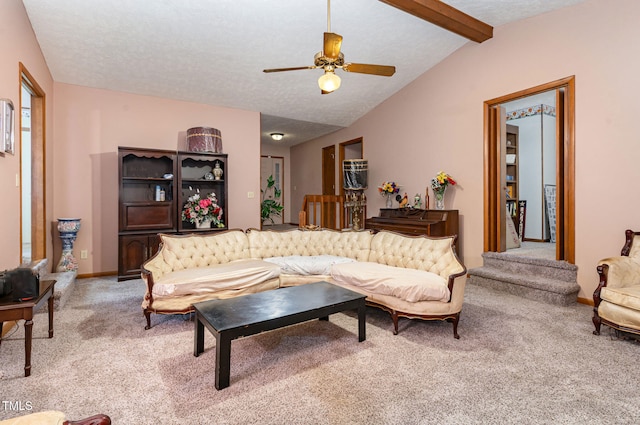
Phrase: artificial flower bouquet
[
  {"left": 181, "top": 192, "right": 224, "bottom": 227},
  {"left": 430, "top": 171, "right": 457, "bottom": 194},
  {"left": 378, "top": 181, "right": 400, "bottom": 195}
]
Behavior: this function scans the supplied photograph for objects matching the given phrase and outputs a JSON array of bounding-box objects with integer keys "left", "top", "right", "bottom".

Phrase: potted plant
[{"left": 261, "top": 175, "right": 284, "bottom": 224}]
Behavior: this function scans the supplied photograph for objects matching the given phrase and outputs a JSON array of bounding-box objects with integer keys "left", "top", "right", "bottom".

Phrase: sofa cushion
[
  {"left": 152, "top": 259, "right": 280, "bottom": 298},
  {"left": 331, "top": 262, "right": 450, "bottom": 302},
  {"left": 601, "top": 285, "right": 640, "bottom": 312},
  {"left": 264, "top": 255, "right": 355, "bottom": 275}
]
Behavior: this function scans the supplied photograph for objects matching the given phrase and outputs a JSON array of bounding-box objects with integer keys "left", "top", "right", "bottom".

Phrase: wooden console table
[
  {"left": 365, "top": 208, "right": 459, "bottom": 239},
  {"left": 0, "top": 279, "right": 56, "bottom": 377}
]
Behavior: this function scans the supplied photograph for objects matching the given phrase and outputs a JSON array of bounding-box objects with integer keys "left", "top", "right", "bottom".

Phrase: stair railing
[{"left": 299, "top": 194, "right": 345, "bottom": 230}]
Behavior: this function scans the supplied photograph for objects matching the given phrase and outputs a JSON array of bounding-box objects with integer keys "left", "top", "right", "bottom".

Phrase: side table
[{"left": 0, "top": 279, "right": 56, "bottom": 377}]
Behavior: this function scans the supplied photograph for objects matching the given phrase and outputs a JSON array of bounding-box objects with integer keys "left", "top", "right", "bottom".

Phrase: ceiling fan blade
[
  {"left": 343, "top": 63, "right": 396, "bottom": 77},
  {"left": 323, "top": 32, "right": 343, "bottom": 60},
  {"left": 321, "top": 89, "right": 333, "bottom": 95},
  {"left": 263, "top": 66, "right": 316, "bottom": 73}
]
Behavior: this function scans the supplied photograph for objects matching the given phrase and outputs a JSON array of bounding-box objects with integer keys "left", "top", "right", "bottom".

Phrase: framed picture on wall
[{"left": 1, "top": 98, "right": 15, "bottom": 155}]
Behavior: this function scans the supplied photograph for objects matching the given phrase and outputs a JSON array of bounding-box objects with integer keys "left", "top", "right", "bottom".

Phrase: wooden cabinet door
[{"left": 119, "top": 235, "right": 150, "bottom": 277}]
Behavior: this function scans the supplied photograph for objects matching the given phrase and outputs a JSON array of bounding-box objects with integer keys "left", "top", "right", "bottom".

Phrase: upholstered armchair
[
  {"left": 0, "top": 411, "right": 110, "bottom": 425},
  {"left": 593, "top": 229, "right": 640, "bottom": 336}
]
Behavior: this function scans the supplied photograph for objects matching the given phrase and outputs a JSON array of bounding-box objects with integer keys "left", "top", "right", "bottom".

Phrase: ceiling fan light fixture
[
  {"left": 270, "top": 133, "right": 284, "bottom": 141},
  {"left": 318, "top": 70, "right": 341, "bottom": 92}
]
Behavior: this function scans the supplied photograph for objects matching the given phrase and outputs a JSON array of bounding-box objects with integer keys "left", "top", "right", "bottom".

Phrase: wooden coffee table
[
  {"left": 193, "top": 281, "right": 366, "bottom": 390},
  {"left": 0, "top": 279, "right": 56, "bottom": 377}
]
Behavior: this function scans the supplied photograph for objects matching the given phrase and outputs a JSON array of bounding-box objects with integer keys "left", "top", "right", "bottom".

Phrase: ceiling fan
[{"left": 263, "top": 0, "right": 396, "bottom": 94}]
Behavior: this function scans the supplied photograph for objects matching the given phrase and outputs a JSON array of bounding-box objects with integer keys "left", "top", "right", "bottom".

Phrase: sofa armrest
[{"left": 447, "top": 269, "right": 467, "bottom": 303}]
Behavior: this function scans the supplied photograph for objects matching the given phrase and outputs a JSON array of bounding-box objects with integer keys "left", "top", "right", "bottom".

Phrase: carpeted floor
[
  {"left": 506, "top": 241, "right": 556, "bottom": 260},
  {"left": 0, "top": 277, "right": 638, "bottom": 424}
]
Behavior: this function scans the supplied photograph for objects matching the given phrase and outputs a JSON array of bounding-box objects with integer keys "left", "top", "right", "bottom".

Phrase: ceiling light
[
  {"left": 270, "top": 133, "right": 284, "bottom": 141},
  {"left": 318, "top": 70, "right": 341, "bottom": 92}
]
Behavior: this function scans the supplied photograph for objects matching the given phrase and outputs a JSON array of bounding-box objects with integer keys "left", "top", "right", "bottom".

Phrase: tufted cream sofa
[
  {"left": 593, "top": 229, "right": 640, "bottom": 337},
  {"left": 141, "top": 228, "right": 467, "bottom": 337}
]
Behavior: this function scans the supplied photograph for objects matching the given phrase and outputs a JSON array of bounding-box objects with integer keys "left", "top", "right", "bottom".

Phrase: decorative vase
[
  {"left": 56, "top": 218, "right": 81, "bottom": 272},
  {"left": 195, "top": 218, "right": 212, "bottom": 229},
  {"left": 213, "top": 162, "right": 223, "bottom": 180},
  {"left": 385, "top": 193, "right": 394, "bottom": 208},
  {"left": 434, "top": 188, "right": 446, "bottom": 210}
]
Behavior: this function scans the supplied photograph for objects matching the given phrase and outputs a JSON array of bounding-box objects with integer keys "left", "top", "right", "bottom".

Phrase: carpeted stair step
[
  {"left": 41, "top": 271, "right": 77, "bottom": 311},
  {"left": 468, "top": 252, "right": 580, "bottom": 306},
  {"left": 20, "top": 258, "right": 77, "bottom": 311},
  {"left": 480, "top": 252, "right": 577, "bottom": 282}
]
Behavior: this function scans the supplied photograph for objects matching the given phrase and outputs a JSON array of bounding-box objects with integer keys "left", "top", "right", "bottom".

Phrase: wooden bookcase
[
  {"left": 505, "top": 124, "right": 519, "bottom": 232},
  {"left": 177, "top": 151, "right": 228, "bottom": 232},
  {"left": 117, "top": 147, "right": 229, "bottom": 280},
  {"left": 118, "top": 147, "right": 177, "bottom": 280}
]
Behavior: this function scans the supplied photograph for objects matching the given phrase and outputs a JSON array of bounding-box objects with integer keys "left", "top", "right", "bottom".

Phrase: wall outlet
[
  {"left": 247, "top": 191, "right": 255, "bottom": 199},
  {"left": 80, "top": 250, "right": 88, "bottom": 259}
]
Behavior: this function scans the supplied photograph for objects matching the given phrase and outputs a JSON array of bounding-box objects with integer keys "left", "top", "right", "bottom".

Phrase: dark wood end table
[
  {"left": 193, "top": 281, "right": 366, "bottom": 390},
  {"left": 0, "top": 279, "right": 56, "bottom": 377}
]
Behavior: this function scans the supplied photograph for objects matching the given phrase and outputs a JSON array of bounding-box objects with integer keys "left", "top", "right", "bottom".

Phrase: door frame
[
  {"left": 19, "top": 63, "right": 47, "bottom": 263},
  {"left": 483, "top": 76, "right": 575, "bottom": 263}
]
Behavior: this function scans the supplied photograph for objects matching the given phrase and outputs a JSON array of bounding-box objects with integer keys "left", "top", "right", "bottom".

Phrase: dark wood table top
[{"left": 193, "top": 281, "right": 365, "bottom": 332}]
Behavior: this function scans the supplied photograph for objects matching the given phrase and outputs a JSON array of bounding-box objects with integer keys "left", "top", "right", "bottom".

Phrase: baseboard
[
  {"left": 577, "top": 297, "right": 594, "bottom": 306},
  {"left": 76, "top": 271, "right": 117, "bottom": 279}
]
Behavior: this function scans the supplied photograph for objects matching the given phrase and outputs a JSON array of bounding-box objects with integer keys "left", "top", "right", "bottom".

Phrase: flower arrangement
[
  {"left": 181, "top": 192, "right": 224, "bottom": 227},
  {"left": 378, "top": 181, "right": 400, "bottom": 195},
  {"left": 430, "top": 171, "right": 457, "bottom": 194}
]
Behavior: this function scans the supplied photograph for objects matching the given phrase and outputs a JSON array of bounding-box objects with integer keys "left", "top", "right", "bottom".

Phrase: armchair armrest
[
  {"left": 66, "top": 414, "right": 111, "bottom": 425},
  {"left": 597, "top": 256, "right": 640, "bottom": 290}
]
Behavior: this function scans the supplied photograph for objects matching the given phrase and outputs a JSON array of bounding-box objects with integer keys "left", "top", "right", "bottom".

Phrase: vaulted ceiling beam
[{"left": 379, "top": 0, "right": 493, "bottom": 43}]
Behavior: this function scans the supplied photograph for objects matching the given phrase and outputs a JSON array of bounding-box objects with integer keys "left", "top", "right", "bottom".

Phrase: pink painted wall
[
  {"left": 0, "top": 0, "right": 54, "bottom": 270},
  {"left": 292, "top": 0, "right": 640, "bottom": 298},
  {"left": 53, "top": 84, "right": 261, "bottom": 274}
]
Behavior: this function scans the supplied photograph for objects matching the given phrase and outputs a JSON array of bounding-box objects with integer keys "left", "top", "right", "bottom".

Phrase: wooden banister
[{"left": 299, "top": 195, "right": 345, "bottom": 230}]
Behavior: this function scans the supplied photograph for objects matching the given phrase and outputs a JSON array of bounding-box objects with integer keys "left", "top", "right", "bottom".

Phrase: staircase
[
  {"left": 25, "top": 259, "right": 77, "bottom": 311},
  {"left": 468, "top": 252, "right": 580, "bottom": 306}
]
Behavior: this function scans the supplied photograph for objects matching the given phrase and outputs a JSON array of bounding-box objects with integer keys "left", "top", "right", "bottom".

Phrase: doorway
[
  {"left": 20, "top": 64, "right": 46, "bottom": 264},
  {"left": 484, "top": 76, "right": 575, "bottom": 263},
  {"left": 339, "top": 138, "right": 364, "bottom": 228},
  {"left": 260, "top": 155, "right": 285, "bottom": 226}
]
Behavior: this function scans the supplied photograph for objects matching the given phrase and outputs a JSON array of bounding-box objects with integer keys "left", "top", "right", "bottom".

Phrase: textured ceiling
[{"left": 21, "top": 0, "right": 586, "bottom": 147}]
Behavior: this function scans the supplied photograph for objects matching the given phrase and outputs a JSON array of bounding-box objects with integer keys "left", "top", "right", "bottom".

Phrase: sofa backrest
[
  {"left": 368, "top": 231, "right": 465, "bottom": 279},
  {"left": 143, "top": 230, "right": 251, "bottom": 280},
  {"left": 247, "top": 228, "right": 373, "bottom": 261}
]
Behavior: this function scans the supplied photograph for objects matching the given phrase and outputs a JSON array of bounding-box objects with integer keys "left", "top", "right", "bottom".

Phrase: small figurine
[
  {"left": 413, "top": 193, "right": 422, "bottom": 209},
  {"left": 399, "top": 192, "right": 409, "bottom": 208},
  {"left": 213, "top": 162, "right": 223, "bottom": 180}
]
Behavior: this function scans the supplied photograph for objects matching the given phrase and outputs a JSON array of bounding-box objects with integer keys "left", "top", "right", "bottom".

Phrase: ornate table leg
[{"left": 48, "top": 291, "right": 54, "bottom": 338}]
